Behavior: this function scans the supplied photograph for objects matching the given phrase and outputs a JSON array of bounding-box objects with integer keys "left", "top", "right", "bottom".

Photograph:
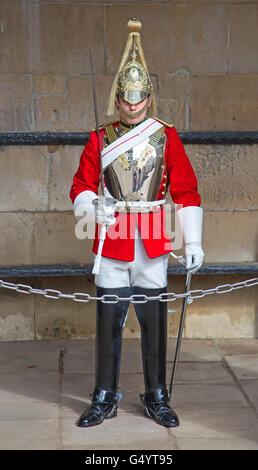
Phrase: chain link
[{"left": 0, "top": 277, "right": 257, "bottom": 304}]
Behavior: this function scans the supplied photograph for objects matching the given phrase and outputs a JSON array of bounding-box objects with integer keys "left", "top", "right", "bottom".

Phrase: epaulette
[
  {"left": 92, "top": 120, "right": 119, "bottom": 132},
  {"left": 153, "top": 117, "right": 174, "bottom": 128}
]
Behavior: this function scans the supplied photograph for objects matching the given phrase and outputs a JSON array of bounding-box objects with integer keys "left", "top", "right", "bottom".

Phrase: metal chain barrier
[{"left": 0, "top": 277, "right": 257, "bottom": 304}]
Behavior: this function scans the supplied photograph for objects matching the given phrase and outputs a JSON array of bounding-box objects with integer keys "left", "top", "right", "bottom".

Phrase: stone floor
[{"left": 0, "top": 338, "right": 257, "bottom": 450}]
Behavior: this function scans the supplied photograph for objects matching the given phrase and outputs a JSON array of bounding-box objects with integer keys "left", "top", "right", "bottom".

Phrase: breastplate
[{"left": 103, "top": 123, "right": 166, "bottom": 202}]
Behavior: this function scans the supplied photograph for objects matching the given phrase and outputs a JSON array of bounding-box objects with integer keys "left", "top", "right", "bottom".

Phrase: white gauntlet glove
[
  {"left": 177, "top": 206, "right": 204, "bottom": 273},
  {"left": 73, "top": 190, "right": 98, "bottom": 222},
  {"left": 185, "top": 242, "right": 204, "bottom": 273},
  {"left": 93, "top": 196, "right": 116, "bottom": 227},
  {"left": 73, "top": 191, "right": 116, "bottom": 227}
]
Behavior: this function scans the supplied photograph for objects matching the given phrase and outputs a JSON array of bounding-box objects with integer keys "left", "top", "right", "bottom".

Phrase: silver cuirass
[{"left": 103, "top": 124, "right": 166, "bottom": 202}]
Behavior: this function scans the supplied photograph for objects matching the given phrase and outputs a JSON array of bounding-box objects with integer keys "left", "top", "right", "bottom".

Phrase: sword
[
  {"left": 88, "top": 49, "right": 106, "bottom": 275},
  {"left": 89, "top": 49, "right": 104, "bottom": 196},
  {"left": 169, "top": 269, "right": 192, "bottom": 398}
]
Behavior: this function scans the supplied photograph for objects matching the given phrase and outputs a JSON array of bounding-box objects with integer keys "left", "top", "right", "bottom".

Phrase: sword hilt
[{"left": 92, "top": 224, "right": 107, "bottom": 275}]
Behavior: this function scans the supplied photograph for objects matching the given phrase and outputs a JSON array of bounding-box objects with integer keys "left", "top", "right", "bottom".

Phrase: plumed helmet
[
  {"left": 106, "top": 18, "right": 157, "bottom": 117},
  {"left": 117, "top": 59, "right": 153, "bottom": 105}
]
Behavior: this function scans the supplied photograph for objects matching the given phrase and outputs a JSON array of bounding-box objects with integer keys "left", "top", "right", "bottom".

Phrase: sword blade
[
  {"left": 169, "top": 270, "right": 192, "bottom": 398},
  {"left": 89, "top": 49, "right": 104, "bottom": 196}
]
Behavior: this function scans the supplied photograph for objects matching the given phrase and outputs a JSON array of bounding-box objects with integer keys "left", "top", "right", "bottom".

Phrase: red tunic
[{"left": 70, "top": 121, "right": 201, "bottom": 261}]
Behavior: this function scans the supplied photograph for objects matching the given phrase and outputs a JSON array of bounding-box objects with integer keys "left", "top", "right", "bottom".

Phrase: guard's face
[{"left": 118, "top": 96, "right": 151, "bottom": 125}]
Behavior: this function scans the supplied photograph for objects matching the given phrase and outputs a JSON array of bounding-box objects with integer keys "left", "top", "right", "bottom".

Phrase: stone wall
[
  {"left": 1, "top": 1, "right": 258, "bottom": 132},
  {"left": 0, "top": 0, "right": 257, "bottom": 340}
]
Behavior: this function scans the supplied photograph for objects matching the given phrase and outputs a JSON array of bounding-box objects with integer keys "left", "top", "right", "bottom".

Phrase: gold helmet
[{"left": 107, "top": 18, "right": 157, "bottom": 118}]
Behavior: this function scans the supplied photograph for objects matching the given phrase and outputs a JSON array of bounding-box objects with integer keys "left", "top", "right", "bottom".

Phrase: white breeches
[{"left": 95, "top": 230, "right": 169, "bottom": 289}]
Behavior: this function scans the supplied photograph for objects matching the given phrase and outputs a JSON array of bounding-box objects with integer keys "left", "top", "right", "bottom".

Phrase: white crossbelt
[{"left": 101, "top": 118, "right": 164, "bottom": 170}]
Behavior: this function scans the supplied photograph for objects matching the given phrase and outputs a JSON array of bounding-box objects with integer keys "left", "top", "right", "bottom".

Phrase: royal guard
[{"left": 70, "top": 18, "right": 204, "bottom": 428}]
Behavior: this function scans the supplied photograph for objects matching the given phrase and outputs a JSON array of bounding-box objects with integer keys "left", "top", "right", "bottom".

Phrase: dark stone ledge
[
  {"left": 0, "top": 131, "right": 258, "bottom": 146},
  {"left": 0, "top": 263, "right": 257, "bottom": 278}
]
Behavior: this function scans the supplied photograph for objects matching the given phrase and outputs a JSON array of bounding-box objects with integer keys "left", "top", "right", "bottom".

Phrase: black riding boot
[
  {"left": 140, "top": 388, "right": 179, "bottom": 427},
  {"left": 133, "top": 286, "right": 179, "bottom": 428},
  {"left": 76, "top": 287, "right": 130, "bottom": 428},
  {"left": 76, "top": 388, "right": 123, "bottom": 427}
]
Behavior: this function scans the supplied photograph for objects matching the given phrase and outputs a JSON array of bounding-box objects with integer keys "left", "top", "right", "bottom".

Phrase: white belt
[{"left": 114, "top": 199, "right": 166, "bottom": 213}]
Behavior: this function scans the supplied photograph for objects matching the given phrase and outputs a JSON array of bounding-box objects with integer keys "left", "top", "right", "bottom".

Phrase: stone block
[
  {"left": 121, "top": 292, "right": 256, "bottom": 342},
  {"left": 38, "top": 4, "right": 104, "bottom": 74},
  {"left": 0, "top": 74, "right": 32, "bottom": 106},
  {"left": 186, "top": 304, "right": 255, "bottom": 339},
  {"left": 66, "top": 74, "right": 115, "bottom": 132},
  {"left": 34, "top": 276, "right": 96, "bottom": 340},
  {"left": 0, "top": 371, "right": 59, "bottom": 404},
  {"left": 170, "top": 0, "right": 257, "bottom": 2},
  {"left": 159, "top": 72, "right": 189, "bottom": 100},
  {"left": 0, "top": 283, "right": 34, "bottom": 341},
  {"left": 0, "top": 213, "right": 34, "bottom": 266},
  {"left": 190, "top": 74, "right": 258, "bottom": 131},
  {"left": 63, "top": 351, "right": 95, "bottom": 375},
  {"left": 34, "top": 74, "right": 66, "bottom": 95},
  {"left": 167, "top": 338, "right": 222, "bottom": 361},
  {"left": 173, "top": 362, "right": 235, "bottom": 384},
  {"left": 0, "top": 75, "right": 33, "bottom": 131},
  {"left": 171, "top": 3, "right": 228, "bottom": 75},
  {"left": 176, "top": 437, "right": 258, "bottom": 451},
  {"left": 0, "top": 5, "right": 30, "bottom": 74},
  {"left": 230, "top": 5, "right": 258, "bottom": 73},
  {"left": 0, "top": 339, "right": 61, "bottom": 371},
  {"left": 240, "top": 379, "right": 258, "bottom": 413},
  {"left": 173, "top": 383, "right": 248, "bottom": 407},
  {"left": 174, "top": 406, "right": 258, "bottom": 440},
  {"left": 185, "top": 144, "right": 258, "bottom": 210},
  {"left": 56, "top": 338, "right": 94, "bottom": 353},
  {"left": 0, "top": 418, "right": 58, "bottom": 442},
  {"left": 0, "top": 146, "right": 48, "bottom": 211},
  {"left": 224, "top": 355, "right": 258, "bottom": 379},
  {"left": 37, "top": 0, "right": 258, "bottom": 4},
  {"left": 106, "top": 4, "right": 227, "bottom": 76},
  {"left": 61, "top": 414, "right": 174, "bottom": 450},
  {"left": 35, "top": 75, "right": 114, "bottom": 132},
  {"left": 157, "top": 72, "right": 189, "bottom": 130},
  {"left": 49, "top": 145, "right": 83, "bottom": 211},
  {"left": 184, "top": 274, "right": 258, "bottom": 339},
  {"left": 0, "top": 402, "right": 59, "bottom": 420},
  {"left": 33, "top": 212, "right": 94, "bottom": 264},
  {"left": 0, "top": 3, "right": 104, "bottom": 74},
  {"left": 34, "top": 95, "right": 70, "bottom": 132},
  {"left": 214, "top": 339, "right": 258, "bottom": 356},
  {"left": 39, "top": 0, "right": 171, "bottom": 3},
  {"left": 0, "top": 338, "right": 72, "bottom": 354},
  {"left": 157, "top": 98, "right": 187, "bottom": 132},
  {"left": 0, "top": 439, "right": 59, "bottom": 450},
  {"left": 202, "top": 211, "right": 258, "bottom": 263}
]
